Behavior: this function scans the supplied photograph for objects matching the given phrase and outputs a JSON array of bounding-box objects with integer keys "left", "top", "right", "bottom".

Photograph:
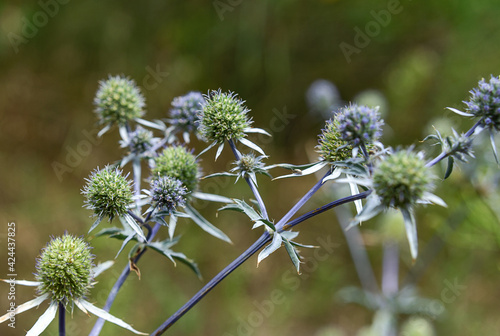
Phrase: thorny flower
[
  {"left": 94, "top": 76, "right": 145, "bottom": 134},
  {"left": 465, "top": 75, "right": 500, "bottom": 131},
  {"left": 152, "top": 146, "right": 200, "bottom": 194},
  {"left": 169, "top": 91, "right": 205, "bottom": 141},
  {"left": 0, "top": 234, "right": 145, "bottom": 335},
  {"left": 335, "top": 103, "right": 384, "bottom": 148},
  {"left": 121, "top": 126, "right": 155, "bottom": 155},
  {"left": 149, "top": 176, "right": 187, "bottom": 214},
  {"left": 231, "top": 153, "right": 270, "bottom": 184},
  {"left": 317, "top": 117, "right": 353, "bottom": 163}
]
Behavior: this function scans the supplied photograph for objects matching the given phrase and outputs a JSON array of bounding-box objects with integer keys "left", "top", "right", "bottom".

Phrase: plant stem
[
  {"left": 58, "top": 302, "right": 65, "bottom": 336},
  {"left": 152, "top": 190, "right": 370, "bottom": 335},
  {"left": 227, "top": 139, "right": 269, "bottom": 219},
  {"left": 89, "top": 223, "right": 162, "bottom": 336},
  {"left": 381, "top": 240, "right": 399, "bottom": 296},
  {"left": 151, "top": 232, "right": 271, "bottom": 336}
]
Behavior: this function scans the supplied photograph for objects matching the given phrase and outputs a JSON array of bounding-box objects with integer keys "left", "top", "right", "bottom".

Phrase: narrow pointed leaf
[
  {"left": 322, "top": 168, "right": 342, "bottom": 182},
  {"left": 444, "top": 156, "right": 454, "bottom": 179},
  {"left": 273, "top": 162, "right": 327, "bottom": 180},
  {"left": 283, "top": 238, "right": 301, "bottom": 274},
  {"left": 118, "top": 125, "right": 129, "bottom": 143},
  {"left": 202, "top": 172, "right": 238, "bottom": 179},
  {"left": 422, "top": 192, "right": 447, "bottom": 207},
  {"left": 197, "top": 141, "right": 217, "bottom": 158},
  {"left": 92, "top": 261, "right": 115, "bottom": 278},
  {"left": 0, "top": 279, "right": 41, "bottom": 286},
  {"left": 169, "top": 214, "right": 177, "bottom": 239},
  {"left": 446, "top": 107, "right": 474, "bottom": 117},
  {"left": 239, "top": 138, "right": 266, "bottom": 156},
  {"left": 136, "top": 118, "right": 165, "bottom": 130},
  {"left": 88, "top": 215, "right": 104, "bottom": 234},
  {"left": 215, "top": 143, "right": 225, "bottom": 160},
  {"left": 490, "top": 130, "right": 499, "bottom": 164},
  {"left": 122, "top": 214, "right": 146, "bottom": 242},
  {"left": 98, "top": 124, "right": 112, "bottom": 137},
  {"left": 185, "top": 204, "right": 232, "bottom": 243},
  {"left": 193, "top": 192, "right": 233, "bottom": 203},
  {"left": 244, "top": 127, "right": 272, "bottom": 136},
  {"left": 265, "top": 162, "right": 320, "bottom": 171},
  {"left": 0, "top": 294, "right": 49, "bottom": 323},
  {"left": 280, "top": 230, "right": 299, "bottom": 241},
  {"left": 257, "top": 233, "right": 283, "bottom": 266},
  {"left": 26, "top": 301, "right": 58, "bottom": 336},
  {"left": 401, "top": 207, "right": 418, "bottom": 261},
  {"left": 77, "top": 299, "right": 147, "bottom": 335}
]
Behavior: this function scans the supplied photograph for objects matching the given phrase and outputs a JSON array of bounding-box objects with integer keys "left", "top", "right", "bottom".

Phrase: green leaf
[
  {"left": 185, "top": 203, "right": 232, "bottom": 243},
  {"left": 283, "top": 238, "right": 301, "bottom": 274},
  {"left": 401, "top": 207, "right": 418, "bottom": 261},
  {"left": 257, "top": 232, "right": 283, "bottom": 266},
  {"left": 444, "top": 156, "right": 454, "bottom": 179},
  {"left": 202, "top": 172, "right": 238, "bottom": 179},
  {"left": 146, "top": 238, "right": 201, "bottom": 279},
  {"left": 192, "top": 192, "right": 233, "bottom": 203}
]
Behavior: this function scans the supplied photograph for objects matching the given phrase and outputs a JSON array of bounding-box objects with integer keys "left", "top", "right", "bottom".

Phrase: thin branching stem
[{"left": 152, "top": 190, "right": 371, "bottom": 335}]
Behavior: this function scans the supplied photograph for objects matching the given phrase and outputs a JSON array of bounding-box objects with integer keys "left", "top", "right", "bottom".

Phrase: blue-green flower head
[
  {"left": 335, "top": 104, "right": 384, "bottom": 146},
  {"left": 170, "top": 91, "right": 205, "bottom": 134},
  {"left": 94, "top": 75, "right": 145, "bottom": 126},
  {"left": 35, "top": 234, "right": 94, "bottom": 304},
  {"left": 152, "top": 146, "right": 200, "bottom": 194},
  {"left": 373, "top": 150, "right": 433, "bottom": 208},
  {"left": 199, "top": 89, "right": 252, "bottom": 144},
  {"left": 126, "top": 126, "right": 154, "bottom": 155},
  {"left": 316, "top": 118, "right": 353, "bottom": 163},
  {"left": 234, "top": 153, "right": 266, "bottom": 175},
  {"left": 151, "top": 176, "right": 187, "bottom": 214},
  {"left": 465, "top": 75, "right": 500, "bottom": 130},
  {"left": 82, "top": 166, "right": 133, "bottom": 220}
]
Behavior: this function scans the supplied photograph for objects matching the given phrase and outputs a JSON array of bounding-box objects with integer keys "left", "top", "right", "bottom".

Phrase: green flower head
[
  {"left": 82, "top": 166, "right": 133, "bottom": 220},
  {"left": 316, "top": 118, "right": 353, "bottom": 163},
  {"left": 199, "top": 90, "right": 252, "bottom": 143},
  {"left": 94, "top": 75, "right": 145, "bottom": 127},
  {"left": 373, "top": 150, "right": 433, "bottom": 208},
  {"left": 35, "top": 234, "right": 94, "bottom": 304},
  {"left": 152, "top": 146, "right": 200, "bottom": 194}
]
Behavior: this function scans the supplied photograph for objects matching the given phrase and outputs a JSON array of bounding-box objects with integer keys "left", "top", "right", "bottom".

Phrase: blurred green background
[{"left": 2, "top": 0, "right": 500, "bottom": 335}]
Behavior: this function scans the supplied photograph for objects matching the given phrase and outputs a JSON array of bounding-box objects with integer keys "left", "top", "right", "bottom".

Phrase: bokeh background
[{"left": 2, "top": 0, "right": 500, "bottom": 335}]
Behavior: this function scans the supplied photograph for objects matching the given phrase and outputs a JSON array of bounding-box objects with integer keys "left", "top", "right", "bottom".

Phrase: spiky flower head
[
  {"left": 124, "top": 126, "right": 154, "bottom": 155},
  {"left": 82, "top": 166, "right": 133, "bottom": 220},
  {"left": 465, "top": 75, "right": 500, "bottom": 130},
  {"left": 152, "top": 146, "right": 200, "bottom": 194},
  {"left": 335, "top": 104, "right": 384, "bottom": 146},
  {"left": 199, "top": 90, "right": 252, "bottom": 143},
  {"left": 94, "top": 75, "right": 145, "bottom": 126},
  {"left": 234, "top": 153, "right": 266, "bottom": 175},
  {"left": 35, "top": 234, "right": 94, "bottom": 304},
  {"left": 316, "top": 118, "right": 353, "bottom": 163},
  {"left": 373, "top": 150, "right": 433, "bottom": 208},
  {"left": 151, "top": 176, "right": 187, "bottom": 214},
  {"left": 170, "top": 91, "right": 205, "bottom": 134}
]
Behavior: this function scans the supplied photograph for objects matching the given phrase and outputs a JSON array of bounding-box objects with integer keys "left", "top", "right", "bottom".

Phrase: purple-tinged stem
[{"left": 58, "top": 302, "right": 65, "bottom": 336}]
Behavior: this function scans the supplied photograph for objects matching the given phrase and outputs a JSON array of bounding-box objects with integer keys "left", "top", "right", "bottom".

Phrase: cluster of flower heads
[
  {"left": 150, "top": 176, "right": 188, "bottom": 214},
  {"left": 335, "top": 104, "right": 384, "bottom": 147},
  {"left": 94, "top": 76, "right": 145, "bottom": 128},
  {"left": 198, "top": 89, "right": 252, "bottom": 144},
  {"left": 152, "top": 146, "right": 200, "bottom": 194},
  {"left": 465, "top": 75, "right": 500, "bottom": 130},
  {"left": 36, "top": 234, "right": 94, "bottom": 304},
  {"left": 82, "top": 166, "right": 133, "bottom": 221},
  {"left": 169, "top": 91, "right": 205, "bottom": 135}
]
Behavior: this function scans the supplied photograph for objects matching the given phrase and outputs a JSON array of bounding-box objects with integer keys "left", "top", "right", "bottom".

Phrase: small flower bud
[
  {"left": 94, "top": 75, "right": 145, "bottom": 127},
  {"left": 465, "top": 75, "right": 500, "bottom": 130},
  {"left": 151, "top": 176, "right": 187, "bottom": 214},
  {"left": 170, "top": 91, "right": 205, "bottom": 134},
  {"left": 199, "top": 90, "right": 252, "bottom": 143},
  {"left": 82, "top": 166, "right": 133, "bottom": 220},
  {"left": 373, "top": 150, "right": 433, "bottom": 208},
  {"left": 335, "top": 104, "right": 384, "bottom": 146},
  {"left": 152, "top": 146, "right": 200, "bottom": 194},
  {"left": 35, "top": 234, "right": 94, "bottom": 303},
  {"left": 316, "top": 118, "right": 353, "bottom": 163},
  {"left": 123, "top": 126, "right": 154, "bottom": 155},
  {"left": 234, "top": 153, "right": 266, "bottom": 175}
]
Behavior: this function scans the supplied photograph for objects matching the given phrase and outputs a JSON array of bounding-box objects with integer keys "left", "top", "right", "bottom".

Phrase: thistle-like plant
[
  {"left": 169, "top": 91, "right": 205, "bottom": 142},
  {"left": 0, "top": 234, "right": 145, "bottom": 335}
]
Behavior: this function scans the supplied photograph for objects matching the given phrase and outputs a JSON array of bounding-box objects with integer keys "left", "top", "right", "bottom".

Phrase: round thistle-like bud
[
  {"left": 170, "top": 91, "right": 205, "bottom": 134},
  {"left": 152, "top": 146, "right": 200, "bottom": 194},
  {"left": 306, "top": 79, "right": 341, "bottom": 119},
  {"left": 94, "top": 75, "right": 145, "bottom": 126},
  {"left": 82, "top": 166, "right": 133, "bottom": 220},
  {"left": 151, "top": 176, "right": 187, "bottom": 214},
  {"left": 316, "top": 118, "right": 353, "bottom": 163},
  {"left": 373, "top": 150, "right": 432, "bottom": 208},
  {"left": 199, "top": 90, "right": 252, "bottom": 143},
  {"left": 35, "top": 234, "right": 94, "bottom": 303},
  {"left": 126, "top": 126, "right": 154, "bottom": 155},
  {"left": 234, "top": 153, "right": 265, "bottom": 175},
  {"left": 335, "top": 104, "right": 384, "bottom": 146},
  {"left": 465, "top": 75, "right": 500, "bottom": 130}
]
